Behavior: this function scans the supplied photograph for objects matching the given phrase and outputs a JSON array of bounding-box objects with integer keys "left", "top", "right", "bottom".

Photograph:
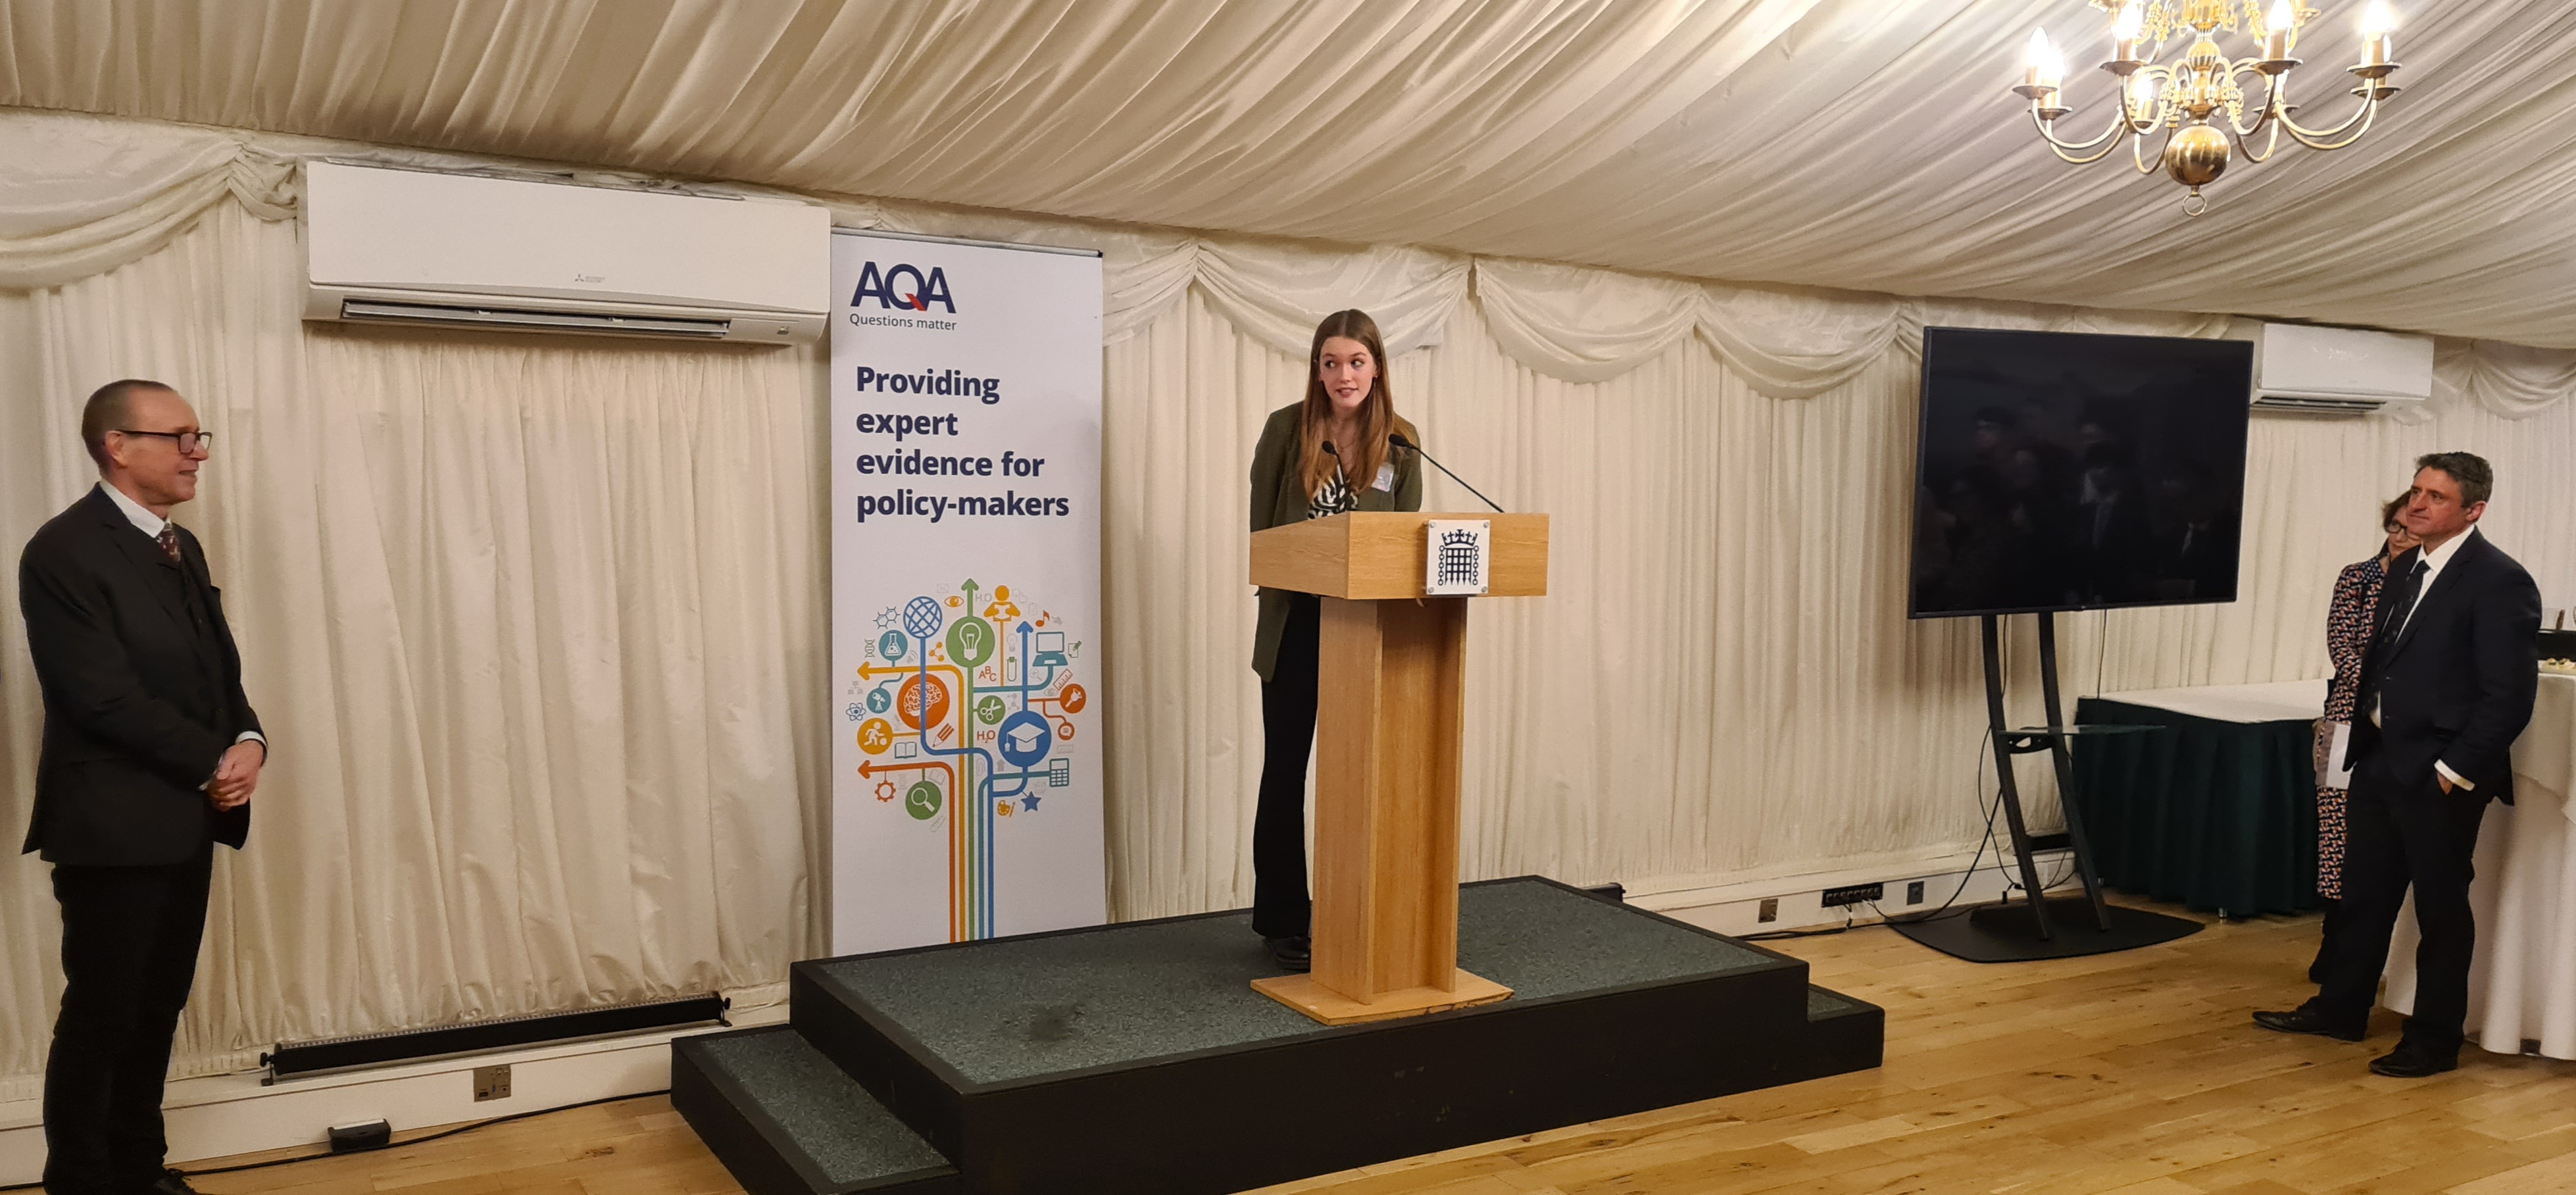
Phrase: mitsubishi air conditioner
[
  {"left": 303, "top": 161, "right": 829, "bottom": 344},
  {"left": 2246, "top": 321, "right": 2435, "bottom": 417}
]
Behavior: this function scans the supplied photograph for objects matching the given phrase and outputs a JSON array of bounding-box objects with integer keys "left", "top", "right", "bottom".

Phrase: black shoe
[
  {"left": 2369, "top": 1043, "right": 2459, "bottom": 1078},
  {"left": 1264, "top": 934, "right": 1311, "bottom": 973},
  {"left": 2252, "top": 1007, "right": 2365, "bottom": 1042},
  {"left": 136, "top": 1170, "right": 201, "bottom": 1195}
]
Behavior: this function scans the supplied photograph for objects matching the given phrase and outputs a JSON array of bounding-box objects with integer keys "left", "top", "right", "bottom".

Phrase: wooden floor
[{"left": 195, "top": 900, "right": 2576, "bottom": 1195}]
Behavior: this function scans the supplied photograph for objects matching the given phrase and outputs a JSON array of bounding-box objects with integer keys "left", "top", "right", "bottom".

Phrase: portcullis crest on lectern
[{"left": 1424, "top": 519, "right": 1491, "bottom": 596}]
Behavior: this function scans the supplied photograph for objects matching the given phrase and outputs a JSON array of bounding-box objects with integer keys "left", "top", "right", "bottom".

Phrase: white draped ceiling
[{"left": 3, "top": 0, "right": 2575, "bottom": 348}]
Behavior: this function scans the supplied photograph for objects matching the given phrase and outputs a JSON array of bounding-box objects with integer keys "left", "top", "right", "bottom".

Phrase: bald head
[
  {"left": 81, "top": 380, "right": 177, "bottom": 470},
  {"left": 84, "top": 380, "right": 207, "bottom": 517}
]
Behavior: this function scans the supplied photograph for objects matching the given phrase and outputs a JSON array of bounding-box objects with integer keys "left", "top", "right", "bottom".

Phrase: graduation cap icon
[{"left": 1003, "top": 721, "right": 1049, "bottom": 755}]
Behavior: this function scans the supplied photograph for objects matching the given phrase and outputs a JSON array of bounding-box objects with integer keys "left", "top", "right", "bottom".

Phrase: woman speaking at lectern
[{"left": 1246, "top": 309, "right": 1424, "bottom": 973}]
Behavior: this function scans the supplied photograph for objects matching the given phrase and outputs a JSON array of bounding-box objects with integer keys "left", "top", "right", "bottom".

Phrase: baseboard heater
[{"left": 264, "top": 993, "right": 729, "bottom": 1080}]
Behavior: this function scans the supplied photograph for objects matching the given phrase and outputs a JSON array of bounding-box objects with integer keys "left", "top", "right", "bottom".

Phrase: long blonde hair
[{"left": 1299, "top": 309, "right": 1402, "bottom": 501}]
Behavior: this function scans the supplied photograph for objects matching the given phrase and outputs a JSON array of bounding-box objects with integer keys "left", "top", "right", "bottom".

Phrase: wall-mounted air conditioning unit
[
  {"left": 303, "top": 161, "right": 829, "bottom": 344},
  {"left": 2246, "top": 321, "right": 2435, "bottom": 416}
]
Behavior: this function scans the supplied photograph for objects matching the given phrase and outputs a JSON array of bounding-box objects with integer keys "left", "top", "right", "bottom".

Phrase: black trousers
[
  {"left": 1254, "top": 595, "right": 1321, "bottom": 939},
  {"left": 45, "top": 846, "right": 214, "bottom": 1195},
  {"left": 2308, "top": 756, "right": 2488, "bottom": 1054}
]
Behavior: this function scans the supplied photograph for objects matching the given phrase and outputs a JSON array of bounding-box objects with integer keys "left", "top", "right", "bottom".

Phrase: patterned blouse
[
  {"left": 2322, "top": 555, "right": 2387, "bottom": 724},
  {"left": 1308, "top": 463, "right": 1358, "bottom": 520}
]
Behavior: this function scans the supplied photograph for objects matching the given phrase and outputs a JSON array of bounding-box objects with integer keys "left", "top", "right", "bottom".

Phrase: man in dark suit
[
  {"left": 2254, "top": 451, "right": 2542, "bottom": 1077},
  {"left": 21, "top": 379, "right": 266, "bottom": 1195}
]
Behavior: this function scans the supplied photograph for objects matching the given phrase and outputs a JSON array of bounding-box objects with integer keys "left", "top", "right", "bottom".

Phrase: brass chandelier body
[{"left": 2012, "top": 1, "right": 2406, "bottom": 215}]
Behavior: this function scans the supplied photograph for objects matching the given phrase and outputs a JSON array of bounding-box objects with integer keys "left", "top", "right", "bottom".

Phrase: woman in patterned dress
[
  {"left": 2310, "top": 492, "right": 2418, "bottom": 981},
  {"left": 1244, "top": 310, "right": 1424, "bottom": 972}
]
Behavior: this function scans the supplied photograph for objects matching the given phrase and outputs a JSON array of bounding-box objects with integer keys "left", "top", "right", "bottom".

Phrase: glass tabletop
[{"left": 2000, "top": 723, "right": 2166, "bottom": 739}]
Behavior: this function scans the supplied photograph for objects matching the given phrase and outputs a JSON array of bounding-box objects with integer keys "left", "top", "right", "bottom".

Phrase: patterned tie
[{"left": 155, "top": 523, "right": 182, "bottom": 565}]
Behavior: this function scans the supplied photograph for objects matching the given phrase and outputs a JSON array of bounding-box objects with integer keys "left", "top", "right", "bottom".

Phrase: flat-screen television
[{"left": 1909, "top": 326, "right": 2253, "bottom": 619}]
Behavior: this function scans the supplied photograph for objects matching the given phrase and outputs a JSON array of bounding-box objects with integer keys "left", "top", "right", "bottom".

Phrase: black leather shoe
[
  {"left": 1264, "top": 934, "right": 1311, "bottom": 973},
  {"left": 2369, "top": 1044, "right": 2459, "bottom": 1078},
  {"left": 2252, "top": 1007, "right": 2365, "bottom": 1042},
  {"left": 139, "top": 1169, "right": 202, "bottom": 1195}
]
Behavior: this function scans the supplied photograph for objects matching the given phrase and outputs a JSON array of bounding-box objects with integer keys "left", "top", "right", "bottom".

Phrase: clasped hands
[{"left": 207, "top": 740, "right": 264, "bottom": 810}]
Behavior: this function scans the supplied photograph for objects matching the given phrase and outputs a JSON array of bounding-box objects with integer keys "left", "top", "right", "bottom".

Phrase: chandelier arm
[
  {"left": 2276, "top": 89, "right": 2383, "bottom": 150},
  {"left": 2227, "top": 106, "right": 2287, "bottom": 164},
  {"left": 2226, "top": 62, "right": 2280, "bottom": 139},
  {"left": 2133, "top": 126, "right": 2161, "bottom": 174},
  {"left": 2028, "top": 105, "right": 2131, "bottom": 161}
]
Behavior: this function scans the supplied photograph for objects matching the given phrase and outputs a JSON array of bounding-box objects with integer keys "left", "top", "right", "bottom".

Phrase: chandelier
[{"left": 2013, "top": 1, "right": 2406, "bottom": 215}]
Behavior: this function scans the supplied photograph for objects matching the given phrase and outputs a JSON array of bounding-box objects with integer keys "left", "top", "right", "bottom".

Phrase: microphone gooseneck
[{"left": 1388, "top": 432, "right": 1504, "bottom": 514}]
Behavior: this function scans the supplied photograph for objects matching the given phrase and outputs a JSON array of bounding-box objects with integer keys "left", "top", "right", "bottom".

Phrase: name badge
[{"left": 1374, "top": 463, "right": 1396, "bottom": 492}]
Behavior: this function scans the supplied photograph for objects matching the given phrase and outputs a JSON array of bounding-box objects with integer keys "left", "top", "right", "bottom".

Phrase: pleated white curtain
[
  {"left": 4, "top": 107, "right": 2575, "bottom": 1099},
  {"left": 1097, "top": 295, "right": 2576, "bottom": 916},
  {"left": 0, "top": 205, "right": 824, "bottom": 1095}
]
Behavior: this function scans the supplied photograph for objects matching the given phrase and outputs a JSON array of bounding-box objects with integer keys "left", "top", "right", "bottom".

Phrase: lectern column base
[{"left": 1250, "top": 969, "right": 1513, "bottom": 1026}]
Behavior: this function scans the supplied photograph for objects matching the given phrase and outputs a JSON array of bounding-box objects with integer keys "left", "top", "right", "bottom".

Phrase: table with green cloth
[{"left": 2070, "top": 679, "right": 2327, "bottom": 917}]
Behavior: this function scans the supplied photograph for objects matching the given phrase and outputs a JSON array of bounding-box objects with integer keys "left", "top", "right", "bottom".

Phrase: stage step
[
  {"left": 672, "top": 1027, "right": 959, "bottom": 1195},
  {"left": 1800, "top": 984, "right": 1887, "bottom": 1081}
]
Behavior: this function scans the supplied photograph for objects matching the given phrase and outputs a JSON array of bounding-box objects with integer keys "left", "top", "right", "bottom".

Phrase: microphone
[{"left": 1388, "top": 432, "right": 1504, "bottom": 513}]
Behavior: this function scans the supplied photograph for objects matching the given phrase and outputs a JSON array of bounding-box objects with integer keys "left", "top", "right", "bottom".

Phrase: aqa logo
[{"left": 851, "top": 262, "right": 956, "bottom": 313}]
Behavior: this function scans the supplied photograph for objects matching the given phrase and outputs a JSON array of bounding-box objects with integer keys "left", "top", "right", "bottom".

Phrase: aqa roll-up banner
[{"left": 830, "top": 230, "right": 1105, "bottom": 955}]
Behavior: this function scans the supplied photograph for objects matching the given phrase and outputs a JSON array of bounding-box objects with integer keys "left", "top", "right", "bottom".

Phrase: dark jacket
[
  {"left": 1247, "top": 403, "right": 1424, "bottom": 679},
  {"left": 20, "top": 486, "right": 260, "bottom": 864},
  {"left": 2348, "top": 528, "right": 2541, "bottom": 802}
]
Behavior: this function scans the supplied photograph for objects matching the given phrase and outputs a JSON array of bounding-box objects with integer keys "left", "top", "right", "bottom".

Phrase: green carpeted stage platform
[{"left": 674, "top": 877, "right": 1881, "bottom": 1195}]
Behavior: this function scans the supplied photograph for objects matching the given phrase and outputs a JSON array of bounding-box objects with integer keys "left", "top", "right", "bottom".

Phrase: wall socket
[
  {"left": 472, "top": 1063, "right": 511, "bottom": 1102},
  {"left": 1756, "top": 897, "right": 1779, "bottom": 923},
  {"left": 1907, "top": 880, "right": 1927, "bottom": 905},
  {"left": 1819, "top": 882, "right": 1885, "bottom": 908}
]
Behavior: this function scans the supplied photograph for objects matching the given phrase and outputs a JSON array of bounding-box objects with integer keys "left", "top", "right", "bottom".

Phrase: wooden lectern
[{"left": 1247, "top": 511, "right": 1549, "bottom": 1025}]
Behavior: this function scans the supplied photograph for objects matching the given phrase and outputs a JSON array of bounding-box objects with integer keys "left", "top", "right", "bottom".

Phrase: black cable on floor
[
  {"left": 1876, "top": 727, "right": 2010, "bottom": 928},
  {"left": 0, "top": 1089, "right": 671, "bottom": 1192},
  {"left": 1757, "top": 725, "right": 2017, "bottom": 942}
]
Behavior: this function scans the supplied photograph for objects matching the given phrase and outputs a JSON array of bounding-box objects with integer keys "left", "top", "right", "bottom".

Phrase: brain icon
[{"left": 903, "top": 596, "right": 944, "bottom": 640}]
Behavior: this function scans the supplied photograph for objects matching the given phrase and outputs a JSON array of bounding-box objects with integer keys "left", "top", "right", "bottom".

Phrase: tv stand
[
  {"left": 1977, "top": 611, "right": 2112, "bottom": 940},
  {"left": 1891, "top": 610, "right": 2202, "bottom": 961}
]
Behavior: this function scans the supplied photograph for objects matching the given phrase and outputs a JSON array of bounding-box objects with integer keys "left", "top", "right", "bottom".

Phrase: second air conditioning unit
[{"left": 2246, "top": 321, "right": 2435, "bottom": 417}]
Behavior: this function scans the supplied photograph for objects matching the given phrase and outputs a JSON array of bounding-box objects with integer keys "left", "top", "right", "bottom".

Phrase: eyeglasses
[{"left": 113, "top": 429, "right": 213, "bottom": 455}]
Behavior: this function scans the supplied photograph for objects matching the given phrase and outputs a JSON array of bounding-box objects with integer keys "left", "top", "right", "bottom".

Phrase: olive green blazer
[{"left": 1247, "top": 403, "right": 1424, "bottom": 680}]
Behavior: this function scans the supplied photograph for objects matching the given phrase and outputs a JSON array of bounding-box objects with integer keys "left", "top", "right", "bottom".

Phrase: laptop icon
[{"left": 1034, "top": 631, "right": 1069, "bottom": 669}]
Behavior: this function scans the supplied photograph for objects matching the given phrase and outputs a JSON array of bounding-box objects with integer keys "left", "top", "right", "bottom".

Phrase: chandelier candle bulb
[
  {"left": 2262, "top": 0, "right": 2294, "bottom": 59},
  {"left": 2360, "top": 1, "right": 2397, "bottom": 66},
  {"left": 2113, "top": 3, "right": 2143, "bottom": 62},
  {"left": 2025, "top": 28, "right": 2062, "bottom": 90}
]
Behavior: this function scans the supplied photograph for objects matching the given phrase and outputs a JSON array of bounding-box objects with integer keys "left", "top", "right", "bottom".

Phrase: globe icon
[{"left": 903, "top": 596, "right": 944, "bottom": 640}]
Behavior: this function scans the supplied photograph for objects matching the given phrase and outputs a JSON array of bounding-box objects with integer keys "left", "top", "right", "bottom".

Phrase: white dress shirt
[
  {"left": 2374, "top": 526, "right": 2476, "bottom": 790},
  {"left": 95, "top": 481, "right": 266, "bottom": 756}
]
